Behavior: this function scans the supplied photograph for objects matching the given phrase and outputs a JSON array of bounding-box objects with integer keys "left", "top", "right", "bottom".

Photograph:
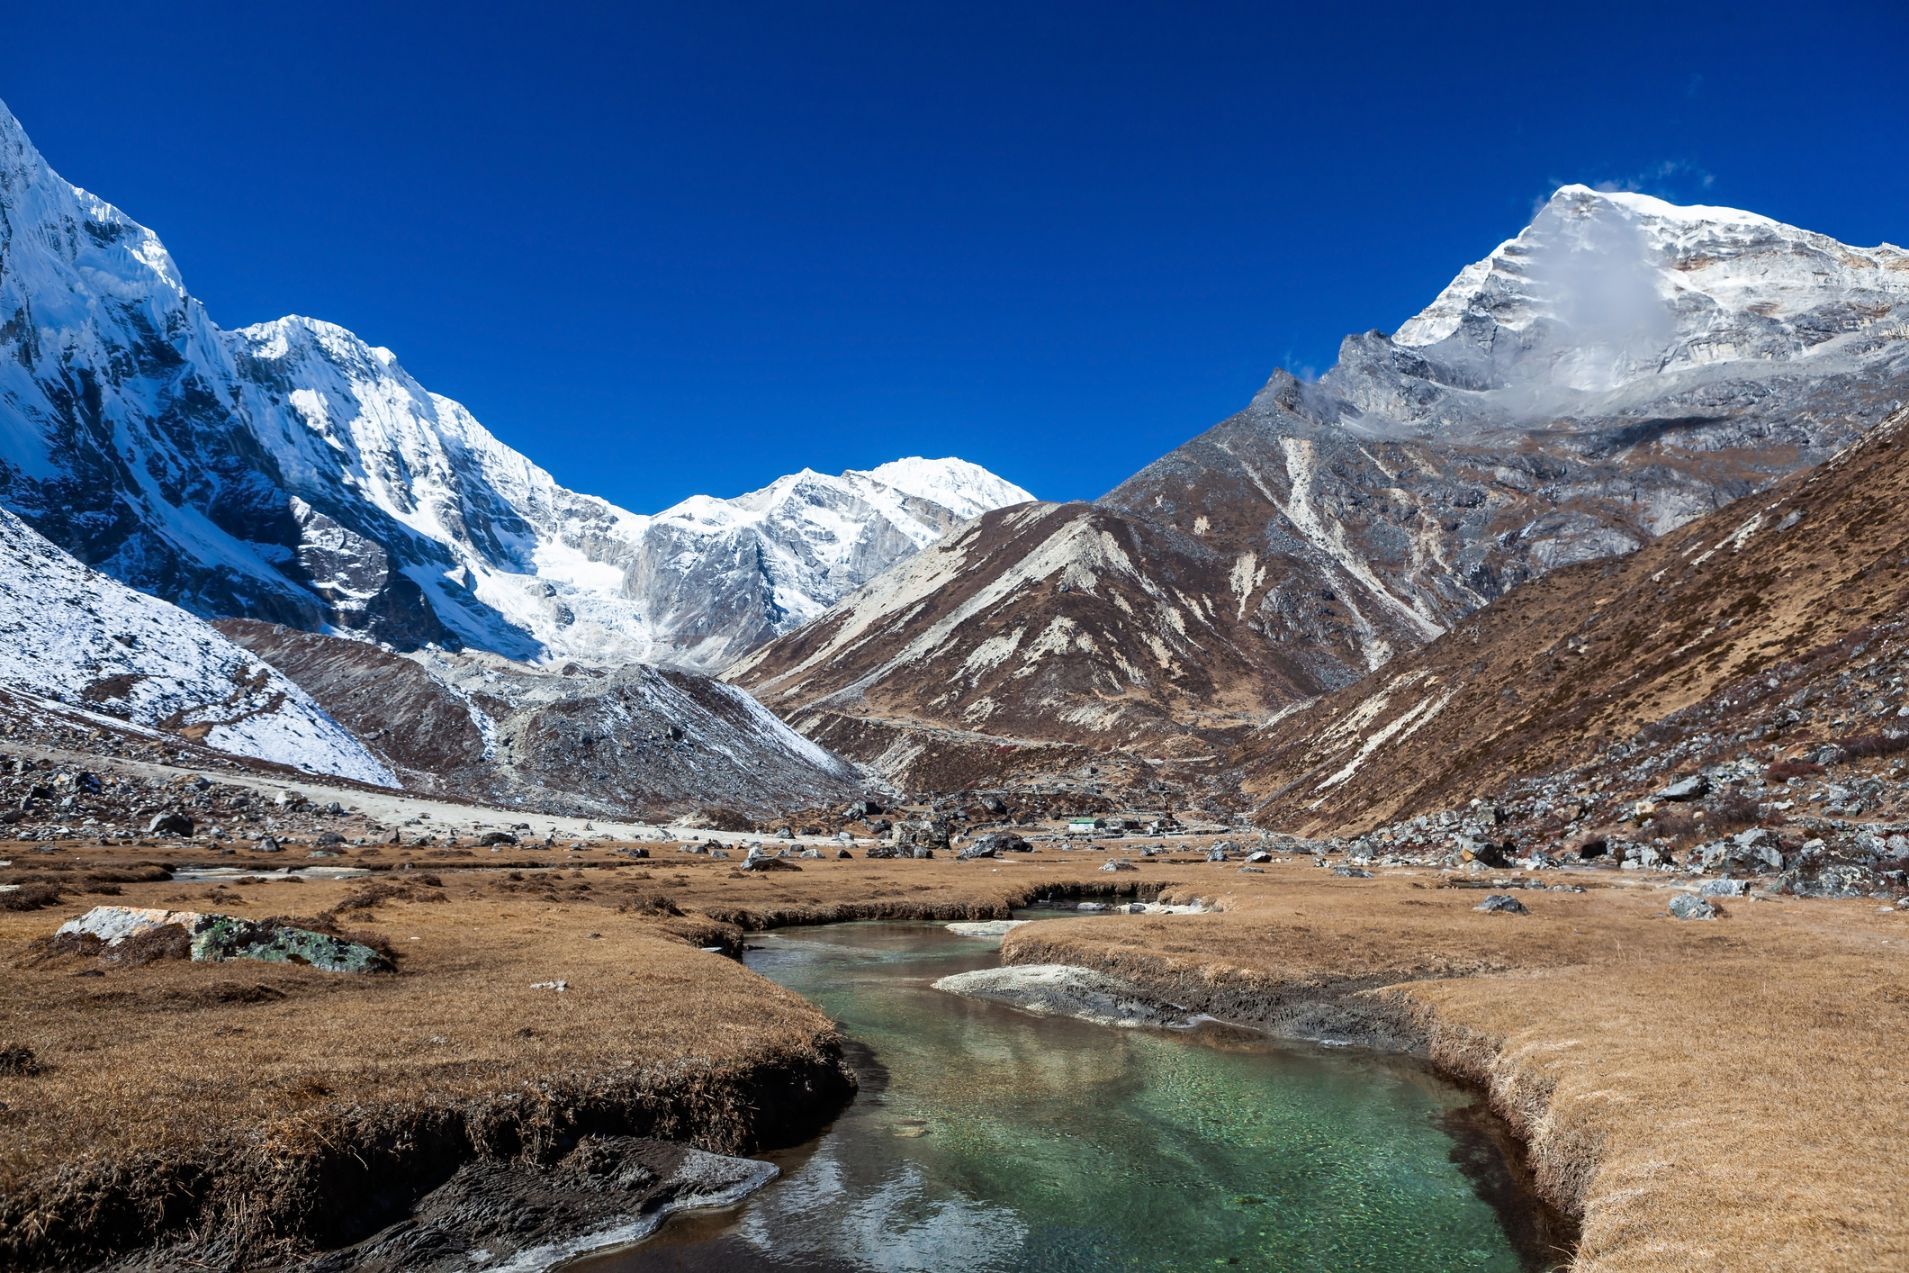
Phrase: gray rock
[
  {"left": 944, "top": 919, "right": 1031, "bottom": 939},
  {"left": 1698, "top": 878, "right": 1751, "bottom": 897},
  {"left": 146, "top": 810, "right": 193, "bottom": 836},
  {"left": 933, "top": 964, "right": 1193, "bottom": 1028},
  {"left": 1656, "top": 775, "right": 1711, "bottom": 802},
  {"left": 971, "top": 831, "right": 1032, "bottom": 855},
  {"left": 1779, "top": 863, "right": 1882, "bottom": 898},
  {"left": 1100, "top": 859, "right": 1138, "bottom": 872},
  {"left": 1669, "top": 893, "right": 1719, "bottom": 920},
  {"left": 1475, "top": 894, "right": 1528, "bottom": 914}
]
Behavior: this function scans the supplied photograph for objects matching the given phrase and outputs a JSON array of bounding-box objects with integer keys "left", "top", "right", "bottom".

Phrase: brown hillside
[{"left": 1243, "top": 406, "right": 1909, "bottom": 834}]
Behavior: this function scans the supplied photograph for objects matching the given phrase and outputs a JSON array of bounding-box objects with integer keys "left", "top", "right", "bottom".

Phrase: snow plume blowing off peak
[
  {"left": 1386, "top": 182, "right": 1909, "bottom": 414},
  {"left": 1524, "top": 190, "right": 1678, "bottom": 392}
]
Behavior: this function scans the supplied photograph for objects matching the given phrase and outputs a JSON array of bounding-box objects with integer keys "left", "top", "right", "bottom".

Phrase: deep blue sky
[{"left": 6, "top": 2, "right": 1906, "bottom": 509}]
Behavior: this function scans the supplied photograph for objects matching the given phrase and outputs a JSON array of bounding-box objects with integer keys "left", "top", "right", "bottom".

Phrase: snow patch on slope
[{"left": 0, "top": 507, "right": 394, "bottom": 784}]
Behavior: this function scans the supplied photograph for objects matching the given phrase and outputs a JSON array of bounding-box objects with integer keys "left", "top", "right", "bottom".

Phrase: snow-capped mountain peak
[
  {"left": 0, "top": 97, "right": 1033, "bottom": 673},
  {"left": 1391, "top": 184, "right": 1909, "bottom": 390},
  {"left": 854, "top": 456, "right": 1034, "bottom": 517}
]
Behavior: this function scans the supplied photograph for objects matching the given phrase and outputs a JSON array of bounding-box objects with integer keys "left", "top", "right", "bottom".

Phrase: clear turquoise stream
[{"left": 578, "top": 919, "right": 1567, "bottom": 1272}]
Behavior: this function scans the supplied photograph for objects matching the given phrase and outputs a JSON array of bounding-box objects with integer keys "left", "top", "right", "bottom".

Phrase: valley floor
[{"left": 3, "top": 813, "right": 1904, "bottom": 1269}]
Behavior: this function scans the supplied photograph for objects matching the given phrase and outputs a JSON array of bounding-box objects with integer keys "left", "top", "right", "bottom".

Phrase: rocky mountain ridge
[
  {"left": 736, "top": 184, "right": 1909, "bottom": 790},
  {"left": 216, "top": 621, "right": 866, "bottom": 818},
  {"left": 0, "top": 98, "right": 1029, "bottom": 672}
]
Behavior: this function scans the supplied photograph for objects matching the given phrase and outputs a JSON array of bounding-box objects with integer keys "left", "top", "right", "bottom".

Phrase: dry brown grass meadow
[{"left": 4, "top": 836, "right": 1905, "bottom": 1270}]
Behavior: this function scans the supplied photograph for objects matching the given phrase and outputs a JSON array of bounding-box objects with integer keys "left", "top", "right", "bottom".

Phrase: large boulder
[
  {"left": 1655, "top": 775, "right": 1712, "bottom": 802},
  {"left": 1669, "top": 894, "right": 1719, "bottom": 921},
  {"left": 146, "top": 811, "right": 194, "bottom": 837},
  {"left": 739, "top": 854, "right": 800, "bottom": 872},
  {"left": 894, "top": 817, "right": 953, "bottom": 853},
  {"left": 55, "top": 906, "right": 392, "bottom": 972},
  {"left": 1698, "top": 827, "right": 1783, "bottom": 873}
]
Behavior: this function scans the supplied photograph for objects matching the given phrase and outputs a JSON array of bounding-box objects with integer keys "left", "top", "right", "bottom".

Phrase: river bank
[
  {"left": 0, "top": 845, "right": 1181, "bottom": 1268},
  {"left": 584, "top": 921, "right": 1563, "bottom": 1271}
]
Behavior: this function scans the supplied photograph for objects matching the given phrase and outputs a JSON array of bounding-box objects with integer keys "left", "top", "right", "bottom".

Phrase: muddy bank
[
  {"left": 8, "top": 1041, "right": 852, "bottom": 1271},
  {"left": 297, "top": 1137, "right": 780, "bottom": 1273}
]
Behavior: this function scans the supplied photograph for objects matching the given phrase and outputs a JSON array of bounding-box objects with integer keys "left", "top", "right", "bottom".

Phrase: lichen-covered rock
[
  {"left": 1669, "top": 894, "right": 1720, "bottom": 921},
  {"left": 189, "top": 915, "right": 393, "bottom": 973},
  {"left": 55, "top": 906, "right": 391, "bottom": 972}
]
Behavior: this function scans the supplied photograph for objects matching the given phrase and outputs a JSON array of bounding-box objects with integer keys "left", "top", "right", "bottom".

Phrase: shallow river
[{"left": 576, "top": 919, "right": 1565, "bottom": 1272}]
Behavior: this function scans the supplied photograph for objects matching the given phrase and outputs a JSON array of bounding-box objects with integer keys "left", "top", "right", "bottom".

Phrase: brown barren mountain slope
[
  {"left": 1242, "top": 406, "right": 1909, "bottom": 834},
  {"left": 731, "top": 500, "right": 1329, "bottom": 788}
]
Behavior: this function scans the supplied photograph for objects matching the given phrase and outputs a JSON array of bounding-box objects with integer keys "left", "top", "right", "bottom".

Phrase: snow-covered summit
[
  {"left": 0, "top": 98, "right": 1032, "bottom": 672},
  {"left": 856, "top": 457, "right": 1032, "bottom": 517},
  {"left": 1390, "top": 184, "right": 1909, "bottom": 394}
]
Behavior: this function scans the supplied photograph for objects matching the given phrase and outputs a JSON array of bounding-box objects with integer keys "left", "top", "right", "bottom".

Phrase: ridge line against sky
[{"left": 4, "top": 0, "right": 1905, "bottom": 511}]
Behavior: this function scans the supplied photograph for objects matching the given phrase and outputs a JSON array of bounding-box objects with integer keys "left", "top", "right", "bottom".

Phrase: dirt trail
[{"left": 4, "top": 741, "right": 854, "bottom": 848}]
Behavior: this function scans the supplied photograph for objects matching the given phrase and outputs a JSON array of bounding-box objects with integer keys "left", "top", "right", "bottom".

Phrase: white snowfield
[
  {"left": 0, "top": 96, "right": 1032, "bottom": 672},
  {"left": 0, "top": 506, "right": 396, "bottom": 786}
]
